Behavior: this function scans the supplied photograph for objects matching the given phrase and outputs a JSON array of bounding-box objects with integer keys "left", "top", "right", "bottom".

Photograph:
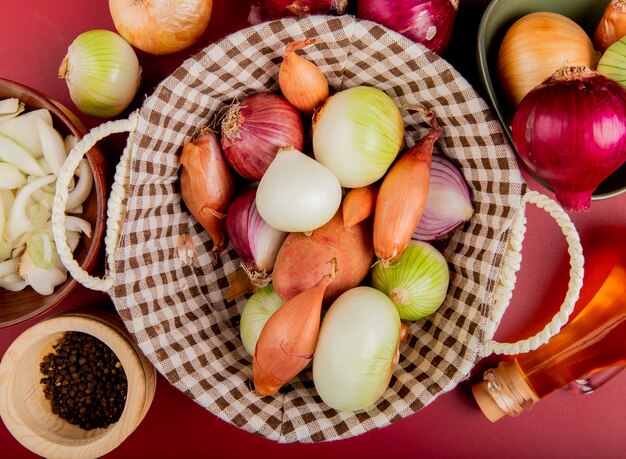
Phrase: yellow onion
[
  {"left": 497, "top": 12, "right": 600, "bottom": 107},
  {"left": 109, "top": 0, "right": 213, "bottom": 55},
  {"left": 594, "top": 0, "right": 626, "bottom": 52}
]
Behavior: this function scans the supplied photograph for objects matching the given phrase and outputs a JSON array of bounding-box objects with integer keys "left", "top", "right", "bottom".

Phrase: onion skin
[
  {"left": 511, "top": 66, "right": 626, "bottom": 212},
  {"left": 497, "top": 12, "right": 600, "bottom": 107},
  {"left": 374, "top": 108, "right": 440, "bottom": 265},
  {"left": 357, "top": 0, "right": 459, "bottom": 55},
  {"left": 221, "top": 93, "right": 304, "bottom": 181},
  {"left": 253, "top": 262, "right": 335, "bottom": 396},
  {"left": 593, "top": 0, "right": 626, "bottom": 53},
  {"left": 109, "top": 0, "right": 213, "bottom": 55},
  {"left": 260, "top": 0, "right": 348, "bottom": 19},
  {"left": 279, "top": 39, "right": 329, "bottom": 114},
  {"left": 412, "top": 155, "right": 473, "bottom": 241},
  {"left": 273, "top": 208, "right": 374, "bottom": 302},
  {"left": 180, "top": 129, "right": 234, "bottom": 262}
]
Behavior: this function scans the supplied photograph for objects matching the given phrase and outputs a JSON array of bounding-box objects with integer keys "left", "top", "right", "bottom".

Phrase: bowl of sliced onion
[
  {"left": 477, "top": 0, "right": 626, "bottom": 201},
  {"left": 0, "top": 78, "right": 107, "bottom": 328}
]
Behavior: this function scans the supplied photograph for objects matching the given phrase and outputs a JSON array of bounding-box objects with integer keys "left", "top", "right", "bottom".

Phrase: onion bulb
[
  {"left": 221, "top": 93, "right": 304, "bottom": 181},
  {"left": 313, "top": 86, "right": 404, "bottom": 188},
  {"left": 313, "top": 286, "right": 402, "bottom": 412},
  {"left": 109, "top": 0, "right": 213, "bottom": 55},
  {"left": 597, "top": 36, "right": 626, "bottom": 88},
  {"left": 279, "top": 38, "right": 329, "bottom": 114},
  {"left": 511, "top": 66, "right": 626, "bottom": 211},
  {"left": 593, "top": 0, "right": 626, "bottom": 53},
  {"left": 413, "top": 155, "right": 473, "bottom": 241},
  {"left": 357, "top": 0, "right": 459, "bottom": 55},
  {"left": 497, "top": 12, "right": 600, "bottom": 107},
  {"left": 260, "top": 0, "right": 348, "bottom": 19},
  {"left": 225, "top": 187, "right": 287, "bottom": 286},
  {"left": 372, "top": 240, "right": 449, "bottom": 320},
  {"left": 240, "top": 284, "right": 284, "bottom": 357},
  {"left": 59, "top": 29, "right": 141, "bottom": 118},
  {"left": 256, "top": 147, "right": 342, "bottom": 233}
]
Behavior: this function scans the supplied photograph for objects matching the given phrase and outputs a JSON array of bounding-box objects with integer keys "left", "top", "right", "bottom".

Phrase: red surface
[{"left": 2, "top": 1, "right": 626, "bottom": 458}]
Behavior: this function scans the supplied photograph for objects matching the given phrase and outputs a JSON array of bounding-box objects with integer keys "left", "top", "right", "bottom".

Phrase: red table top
[{"left": 2, "top": 1, "right": 626, "bottom": 458}]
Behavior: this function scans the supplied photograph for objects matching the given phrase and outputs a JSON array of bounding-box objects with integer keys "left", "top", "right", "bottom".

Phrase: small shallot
[
  {"left": 253, "top": 260, "right": 336, "bottom": 396},
  {"left": 374, "top": 107, "right": 440, "bottom": 265},
  {"left": 342, "top": 183, "right": 378, "bottom": 228},
  {"left": 593, "top": 0, "right": 626, "bottom": 53},
  {"left": 225, "top": 187, "right": 287, "bottom": 287},
  {"left": 413, "top": 155, "right": 473, "bottom": 241},
  {"left": 180, "top": 129, "right": 234, "bottom": 262},
  {"left": 220, "top": 93, "right": 304, "bottom": 181},
  {"left": 279, "top": 38, "right": 329, "bottom": 114}
]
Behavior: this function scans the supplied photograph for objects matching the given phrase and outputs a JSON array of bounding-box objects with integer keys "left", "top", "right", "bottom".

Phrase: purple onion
[
  {"left": 220, "top": 93, "right": 304, "bottom": 181},
  {"left": 413, "top": 155, "right": 473, "bottom": 241},
  {"left": 357, "top": 0, "right": 459, "bottom": 55},
  {"left": 226, "top": 187, "right": 288, "bottom": 286},
  {"left": 260, "top": 0, "right": 348, "bottom": 19}
]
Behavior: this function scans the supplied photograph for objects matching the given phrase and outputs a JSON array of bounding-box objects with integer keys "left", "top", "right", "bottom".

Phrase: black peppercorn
[{"left": 40, "top": 332, "right": 128, "bottom": 430}]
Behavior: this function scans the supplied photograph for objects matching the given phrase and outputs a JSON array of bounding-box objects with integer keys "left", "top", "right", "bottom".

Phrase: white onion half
[
  {"left": 313, "top": 86, "right": 404, "bottom": 188},
  {"left": 313, "top": 286, "right": 401, "bottom": 412},
  {"left": 256, "top": 147, "right": 342, "bottom": 233}
]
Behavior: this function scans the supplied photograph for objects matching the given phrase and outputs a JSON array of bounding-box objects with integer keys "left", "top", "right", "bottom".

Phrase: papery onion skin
[
  {"left": 180, "top": 129, "right": 235, "bottom": 262},
  {"left": 593, "top": 0, "right": 626, "bottom": 53},
  {"left": 412, "top": 155, "right": 473, "bottom": 241},
  {"left": 59, "top": 30, "right": 141, "bottom": 118},
  {"left": 497, "top": 12, "right": 600, "bottom": 107},
  {"left": 109, "top": 0, "right": 213, "bottom": 55},
  {"left": 372, "top": 240, "right": 449, "bottom": 320},
  {"left": 225, "top": 186, "right": 287, "bottom": 286},
  {"left": 313, "top": 86, "right": 405, "bottom": 188},
  {"left": 279, "top": 38, "right": 329, "bottom": 114},
  {"left": 313, "top": 286, "right": 401, "bottom": 412},
  {"left": 221, "top": 93, "right": 304, "bottom": 181},
  {"left": 256, "top": 147, "right": 342, "bottom": 233},
  {"left": 357, "top": 0, "right": 459, "bottom": 55},
  {"left": 261, "top": 0, "right": 348, "bottom": 19},
  {"left": 512, "top": 66, "right": 626, "bottom": 212}
]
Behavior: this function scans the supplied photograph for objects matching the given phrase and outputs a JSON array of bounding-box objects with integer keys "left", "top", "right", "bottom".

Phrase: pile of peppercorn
[{"left": 40, "top": 331, "right": 128, "bottom": 430}]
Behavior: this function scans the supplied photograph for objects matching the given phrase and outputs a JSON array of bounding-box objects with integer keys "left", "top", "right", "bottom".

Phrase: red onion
[
  {"left": 413, "top": 155, "right": 473, "bottom": 241},
  {"left": 220, "top": 93, "right": 304, "bottom": 181},
  {"left": 260, "top": 0, "right": 348, "bottom": 19},
  {"left": 357, "top": 0, "right": 459, "bottom": 55},
  {"left": 225, "top": 187, "right": 288, "bottom": 286},
  {"left": 512, "top": 66, "right": 626, "bottom": 212}
]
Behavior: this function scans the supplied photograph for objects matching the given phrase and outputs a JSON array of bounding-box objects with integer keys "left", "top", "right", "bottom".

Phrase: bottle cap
[{"left": 472, "top": 380, "right": 506, "bottom": 422}]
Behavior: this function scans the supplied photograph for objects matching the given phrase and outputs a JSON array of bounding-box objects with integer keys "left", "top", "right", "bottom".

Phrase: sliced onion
[
  {"left": 413, "top": 155, "right": 473, "bottom": 241},
  {"left": 225, "top": 187, "right": 287, "bottom": 286},
  {"left": 372, "top": 240, "right": 449, "bottom": 320}
]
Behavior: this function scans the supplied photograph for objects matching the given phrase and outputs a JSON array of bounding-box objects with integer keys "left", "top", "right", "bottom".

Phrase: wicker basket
[{"left": 51, "top": 15, "right": 584, "bottom": 443}]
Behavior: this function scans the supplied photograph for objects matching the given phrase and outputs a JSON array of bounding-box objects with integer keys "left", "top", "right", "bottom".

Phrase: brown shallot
[
  {"left": 342, "top": 183, "right": 379, "bottom": 228},
  {"left": 279, "top": 38, "right": 329, "bottom": 114},
  {"left": 594, "top": 0, "right": 626, "bottom": 52},
  {"left": 180, "top": 128, "right": 234, "bottom": 263},
  {"left": 373, "top": 107, "right": 440, "bottom": 265},
  {"left": 252, "top": 260, "right": 336, "bottom": 396}
]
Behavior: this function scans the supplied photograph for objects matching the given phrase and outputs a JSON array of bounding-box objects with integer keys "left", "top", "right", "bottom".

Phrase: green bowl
[{"left": 477, "top": 0, "right": 626, "bottom": 200}]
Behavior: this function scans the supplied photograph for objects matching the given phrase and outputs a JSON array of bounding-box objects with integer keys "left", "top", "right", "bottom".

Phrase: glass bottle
[{"left": 472, "top": 249, "right": 626, "bottom": 421}]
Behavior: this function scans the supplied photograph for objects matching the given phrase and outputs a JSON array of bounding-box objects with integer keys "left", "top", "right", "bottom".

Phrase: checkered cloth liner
[{"left": 111, "top": 15, "right": 526, "bottom": 442}]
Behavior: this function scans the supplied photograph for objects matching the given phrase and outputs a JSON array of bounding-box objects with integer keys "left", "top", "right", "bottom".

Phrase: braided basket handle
[
  {"left": 482, "top": 190, "right": 584, "bottom": 356},
  {"left": 52, "top": 112, "right": 139, "bottom": 292}
]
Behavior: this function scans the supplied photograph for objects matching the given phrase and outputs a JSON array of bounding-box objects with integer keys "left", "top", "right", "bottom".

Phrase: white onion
[
  {"left": 256, "top": 147, "right": 342, "bottom": 233},
  {"left": 313, "top": 86, "right": 404, "bottom": 188},
  {"left": 240, "top": 284, "right": 284, "bottom": 357},
  {"left": 313, "top": 286, "right": 401, "bottom": 411}
]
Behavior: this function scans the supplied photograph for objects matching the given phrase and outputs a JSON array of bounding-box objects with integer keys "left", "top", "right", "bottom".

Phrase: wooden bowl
[
  {"left": 477, "top": 0, "right": 626, "bottom": 200},
  {"left": 0, "top": 311, "right": 157, "bottom": 458},
  {"left": 0, "top": 78, "right": 107, "bottom": 328}
]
